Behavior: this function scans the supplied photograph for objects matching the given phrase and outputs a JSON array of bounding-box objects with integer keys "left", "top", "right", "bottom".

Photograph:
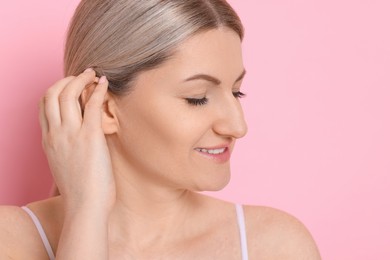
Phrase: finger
[
  {"left": 83, "top": 76, "right": 109, "bottom": 129},
  {"left": 58, "top": 69, "right": 97, "bottom": 127},
  {"left": 44, "top": 76, "right": 76, "bottom": 130},
  {"left": 38, "top": 97, "right": 49, "bottom": 137}
]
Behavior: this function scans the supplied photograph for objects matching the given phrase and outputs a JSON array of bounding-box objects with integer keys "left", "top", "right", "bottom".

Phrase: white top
[
  {"left": 22, "top": 204, "right": 249, "bottom": 260},
  {"left": 236, "top": 204, "right": 249, "bottom": 260},
  {"left": 22, "top": 206, "right": 55, "bottom": 260}
]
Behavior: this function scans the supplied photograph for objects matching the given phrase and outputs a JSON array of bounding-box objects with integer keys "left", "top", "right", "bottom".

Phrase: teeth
[{"left": 196, "top": 148, "right": 226, "bottom": 154}]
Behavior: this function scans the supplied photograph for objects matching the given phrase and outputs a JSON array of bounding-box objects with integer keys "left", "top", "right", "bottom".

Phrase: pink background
[{"left": 1, "top": 1, "right": 389, "bottom": 259}]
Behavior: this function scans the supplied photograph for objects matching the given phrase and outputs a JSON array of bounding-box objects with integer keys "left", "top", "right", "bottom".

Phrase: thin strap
[
  {"left": 22, "top": 206, "right": 55, "bottom": 260},
  {"left": 235, "top": 204, "right": 249, "bottom": 260}
]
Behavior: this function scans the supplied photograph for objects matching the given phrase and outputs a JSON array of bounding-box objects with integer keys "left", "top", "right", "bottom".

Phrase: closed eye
[
  {"left": 233, "top": 91, "right": 246, "bottom": 98},
  {"left": 185, "top": 97, "right": 208, "bottom": 106},
  {"left": 186, "top": 91, "right": 245, "bottom": 106}
]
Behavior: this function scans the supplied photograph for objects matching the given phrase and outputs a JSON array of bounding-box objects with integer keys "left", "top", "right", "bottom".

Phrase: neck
[{"left": 108, "top": 161, "right": 202, "bottom": 252}]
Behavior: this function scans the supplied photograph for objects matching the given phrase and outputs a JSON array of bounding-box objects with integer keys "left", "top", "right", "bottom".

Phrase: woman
[{"left": 0, "top": 0, "right": 321, "bottom": 259}]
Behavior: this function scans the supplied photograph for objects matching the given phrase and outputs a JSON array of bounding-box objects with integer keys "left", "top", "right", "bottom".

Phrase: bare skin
[
  {"left": 0, "top": 29, "right": 321, "bottom": 259},
  {"left": 0, "top": 197, "right": 320, "bottom": 259}
]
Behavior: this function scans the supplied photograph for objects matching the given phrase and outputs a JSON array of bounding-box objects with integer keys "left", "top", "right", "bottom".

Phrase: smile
[
  {"left": 194, "top": 146, "right": 231, "bottom": 163},
  {"left": 195, "top": 148, "right": 227, "bottom": 154}
]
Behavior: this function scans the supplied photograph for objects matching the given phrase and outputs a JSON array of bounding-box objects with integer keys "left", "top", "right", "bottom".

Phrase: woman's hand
[
  {"left": 40, "top": 69, "right": 113, "bottom": 259},
  {"left": 39, "top": 69, "right": 115, "bottom": 214}
]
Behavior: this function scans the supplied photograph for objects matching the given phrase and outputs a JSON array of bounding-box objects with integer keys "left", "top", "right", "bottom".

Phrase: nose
[{"left": 212, "top": 96, "right": 248, "bottom": 139}]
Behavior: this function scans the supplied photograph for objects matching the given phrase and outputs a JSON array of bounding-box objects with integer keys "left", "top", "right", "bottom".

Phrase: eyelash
[
  {"left": 185, "top": 91, "right": 246, "bottom": 106},
  {"left": 233, "top": 91, "right": 246, "bottom": 99}
]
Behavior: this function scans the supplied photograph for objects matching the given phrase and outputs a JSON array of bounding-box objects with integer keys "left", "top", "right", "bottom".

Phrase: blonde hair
[{"left": 64, "top": 0, "right": 244, "bottom": 95}]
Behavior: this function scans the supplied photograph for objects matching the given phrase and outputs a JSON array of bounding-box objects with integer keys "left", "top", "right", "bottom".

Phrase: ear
[{"left": 80, "top": 84, "right": 119, "bottom": 135}]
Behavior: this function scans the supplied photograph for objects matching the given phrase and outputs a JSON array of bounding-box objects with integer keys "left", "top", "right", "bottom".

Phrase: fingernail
[
  {"left": 84, "top": 68, "right": 93, "bottom": 73},
  {"left": 98, "top": 76, "right": 107, "bottom": 84}
]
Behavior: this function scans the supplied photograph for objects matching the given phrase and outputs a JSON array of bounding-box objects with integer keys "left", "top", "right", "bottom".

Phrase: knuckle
[
  {"left": 43, "top": 94, "right": 52, "bottom": 106},
  {"left": 44, "top": 88, "right": 56, "bottom": 100},
  {"left": 38, "top": 97, "right": 44, "bottom": 108},
  {"left": 59, "top": 76, "right": 76, "bottom": 85},
  {"left": 58, "top": 92, "right": 76, "bottom": 103},
  {"left": 43, "top": 133, "right": 71, "bottom": 152},
  {"left": 42, "top": 139, "right": 56, "bottom": 152},
  {"left": 45, "top": 76, "right": 76, "bottom": 95},
  {"left": 42, "top": 138, "right": 55, "bottom": 152}
]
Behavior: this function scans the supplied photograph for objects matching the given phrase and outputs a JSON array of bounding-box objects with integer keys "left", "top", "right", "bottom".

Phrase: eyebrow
[{"left": 184, "top": 69, "right": 246, "bottom": 85}]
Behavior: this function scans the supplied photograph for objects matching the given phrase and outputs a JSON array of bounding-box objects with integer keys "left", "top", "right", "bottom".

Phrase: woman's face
[{"left": 111, "top": 28, "right": 247, "bottom": 191}]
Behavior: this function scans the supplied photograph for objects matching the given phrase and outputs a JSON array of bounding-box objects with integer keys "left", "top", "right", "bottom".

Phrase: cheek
[
  {"left": 118, "top": 96, "right": 209, "bottom": 155},
  {"left": 115, "top": 96, "right": 230, "bottom": 190}
]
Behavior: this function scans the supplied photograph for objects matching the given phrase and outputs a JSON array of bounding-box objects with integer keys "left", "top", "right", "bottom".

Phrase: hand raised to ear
[{"left": 39, "top": 69, "right": 116, "bottom": 213}]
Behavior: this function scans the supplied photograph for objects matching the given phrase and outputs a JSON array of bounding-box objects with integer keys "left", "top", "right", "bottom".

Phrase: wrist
[{"left": 62, "top": 196, "right": 115, "bottom": 219}]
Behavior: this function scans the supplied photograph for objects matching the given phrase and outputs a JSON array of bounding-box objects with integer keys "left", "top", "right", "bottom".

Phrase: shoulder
[
  {"left": 243, "top": 205, "right": 321, "bottom": 259},
  {"left": 0, "top": 206, "right": 26, "bottom": 250},
  {"left": 0, "top": 205, "right": 43, "bottom": 259},
  {"left": 0, "top": 197, "right": 63, "bottom": 259}
]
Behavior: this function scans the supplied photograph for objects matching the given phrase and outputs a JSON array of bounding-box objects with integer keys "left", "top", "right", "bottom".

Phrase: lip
[{"left": 194, "top": 144, "right": 231, "bottom": 163}]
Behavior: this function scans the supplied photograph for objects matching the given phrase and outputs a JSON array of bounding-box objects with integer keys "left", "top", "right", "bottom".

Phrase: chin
[{"left": 194, "top": 170, "right": 231, "bottom": 192}]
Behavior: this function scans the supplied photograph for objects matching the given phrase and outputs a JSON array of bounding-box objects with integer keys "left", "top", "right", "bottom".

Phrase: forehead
[
  {"left": 170, "top": 28, "right": 244, "bottom": 74},
  {"left": 132, "top": 28, "right": 244, "bottom": 91},
  {"left": 137, "top": 28, "right": 243, "bottom": 83}
]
